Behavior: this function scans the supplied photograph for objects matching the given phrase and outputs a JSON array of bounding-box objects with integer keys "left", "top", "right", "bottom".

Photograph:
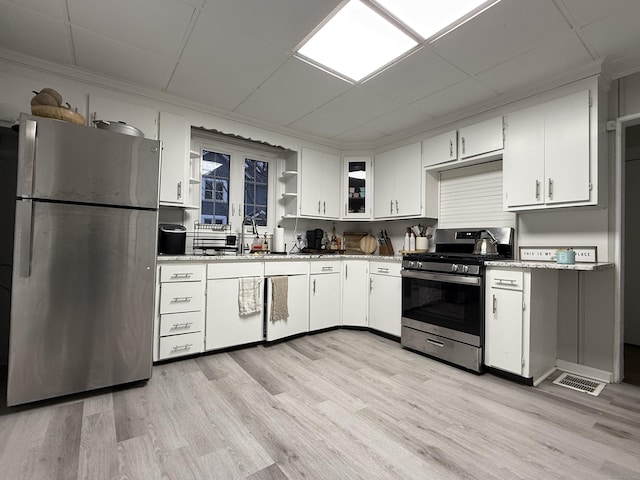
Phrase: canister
[{"left": 556, "top": 248, "right": 576, "bottom": 264}]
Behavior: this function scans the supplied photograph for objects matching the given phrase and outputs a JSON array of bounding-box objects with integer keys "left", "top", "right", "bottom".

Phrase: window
[{"left": 193, "top": 133, "right": 278, "bottom": 231}]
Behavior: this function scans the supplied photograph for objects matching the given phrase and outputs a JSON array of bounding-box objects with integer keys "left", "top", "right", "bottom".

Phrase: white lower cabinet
[
  {"left": 368, "top": 261, "right": 402, "bottom": 337},
  {"left": 485, "top": 267, "right": 558, "bottom": 385},
  {"left": 309, "top": 261, "right": 341, "bottom": 331},
  {"left": 156, "top": 263, "right": 205, "bottom": 361},
  {"left": 205, "top": 262, "right": 264, "bottom": 350},
  {"left": 265, "top": 261, "right": 309, "bottom": 341},
  {"left": 342, "top": 260, "right": 369, "bottom": 327}
]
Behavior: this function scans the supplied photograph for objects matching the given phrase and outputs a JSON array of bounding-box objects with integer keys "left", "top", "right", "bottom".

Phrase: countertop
[
  {"left": 157, "top": 253, "right": 402, "bottom": 262},
  {"left": 484, "top": 260, "right": 614, "bottom": 271}
]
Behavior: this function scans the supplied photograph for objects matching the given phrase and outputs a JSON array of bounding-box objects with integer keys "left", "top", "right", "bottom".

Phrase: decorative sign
[{"left": 519, "top": 246, "right": 597, "bottom": 263}]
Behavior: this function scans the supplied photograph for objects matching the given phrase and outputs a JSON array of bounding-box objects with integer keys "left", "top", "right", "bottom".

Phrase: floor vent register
[{"left": 553, "top": 372, "right": 606, "bottom": 396}]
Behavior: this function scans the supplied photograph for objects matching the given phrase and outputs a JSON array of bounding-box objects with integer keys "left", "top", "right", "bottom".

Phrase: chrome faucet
[{"left": 239, "top": 216, "right": 257, "bottom": 254}]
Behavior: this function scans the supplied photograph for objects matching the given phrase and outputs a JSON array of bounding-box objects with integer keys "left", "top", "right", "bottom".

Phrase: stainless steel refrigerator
[{"left": 1, "top": 113, "right": 160, "bottom": 406}]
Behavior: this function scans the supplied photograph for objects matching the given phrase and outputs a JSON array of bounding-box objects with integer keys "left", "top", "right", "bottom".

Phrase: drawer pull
[
  {"left": 427, "top": 339, "right": 444, "bottom": 348},
  {"left": 171, "top": 343, "right": 193, "bottom": 352},
  {"left": 495, "top": 279, "right": 517, "bottom": 285},
  {"left": 377, "top": 267, "right": 389, "bottom": 273},
  {"left": 171, "top": 273, "right": 193, "bottom": 278},
  {"left": 171, "top": 296, "right": 193, "bottom": 303},
  {"left": 171, "top": 322, "right": 193, "bottom": 329},
  {"left": 321, "top": 266, "right": 333, "bottom": 272}
]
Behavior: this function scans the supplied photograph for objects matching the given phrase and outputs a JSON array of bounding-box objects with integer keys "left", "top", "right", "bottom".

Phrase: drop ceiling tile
[
  {"left": 562, "top": 0, "right": 637, "bottom": 27},
  {"left": 363, "top": 47, "right": 468, "bottom": 104},
  {"left": 0, "top": 2, "right": 71, "bottom": 64},
  {"left": 235, "top": 90, "right": 315, "bottom": 127},
  {"left": 251, "top": 58, "right": 351, "bottom": 111},
  {"left": 477, "top": 33, "right": 593, "bottom": 94},
  {"left": 332, "top": 126, "right": 388, "bottom": 143},
  {"left": 3, "top": 0, "right": 67, "bottom": 19},
  {"left": 168, "top": 62, "right": 261, "bottom": 112},
  {"left": 363, "top": 107, "right": 432, "bottom": 136},
  {"left": 67, "top": 0, "right": 195, "bottom": 57},
  {"left": 196, "top": 0, "right": 342, "bottom": 51},
  {"left": 410, "top": 78, "right": 497, "bottom": 119},
  {"left": 430, "top": 0, "right": 571, "bottom": 74},
  {"left": 580, "top": 5, "right": 640, "bottom": 62},
  {"left": 72, "top": 27, "right": 175, "bottom": 89},
  {"left": 287, "top": 109, "right": 350, "bottom": 139},
  {"left": 180, "top": 8, "right": 289, "bottom": 86}
]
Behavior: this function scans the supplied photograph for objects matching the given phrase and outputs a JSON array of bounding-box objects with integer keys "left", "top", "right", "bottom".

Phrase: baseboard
[{"left": 556, "top": 360, "right": 613, "bottom": 383}]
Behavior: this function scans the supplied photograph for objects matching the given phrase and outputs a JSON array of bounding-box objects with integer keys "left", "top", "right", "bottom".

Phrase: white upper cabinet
[
  {"left": 88, "top": 94, "right": 158, "bottom": 140},
  {"left": 423, "top": 117, "right": 503, "bottom": 171},
  {"left": 343, "top": 156, "right": 371, "bottom": 219},
  {"left": 158, "top": 111, "right": 189, "bottom": 206},
  {"left": 374, "top": 142, "right": 422, "bottom": 219},
  {"left": 458, "top": 116, "right": 504, "bottom": 159},
  {"left": 504, "top": 90, "right": 592, "bottom": 210},
  {"left": 423, "top": 130, "right": 457, "bottom": 167},
  {"left": 300, "top": 147, "right": 340, "bottom": 218}
]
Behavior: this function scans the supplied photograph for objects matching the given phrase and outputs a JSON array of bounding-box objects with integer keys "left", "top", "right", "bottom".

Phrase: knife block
[{"left": 379, "top": 238, "right": 394, "bottom": 256}]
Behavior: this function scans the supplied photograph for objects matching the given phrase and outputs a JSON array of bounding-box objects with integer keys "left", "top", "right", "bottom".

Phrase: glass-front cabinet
[{"left": 343, "top": 156, "right": 371, "bottom": 219}]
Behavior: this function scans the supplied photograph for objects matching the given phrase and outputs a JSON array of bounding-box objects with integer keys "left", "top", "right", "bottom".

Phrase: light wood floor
[{"left": 1, "top": 329, "right": 639, "bottom": 480}]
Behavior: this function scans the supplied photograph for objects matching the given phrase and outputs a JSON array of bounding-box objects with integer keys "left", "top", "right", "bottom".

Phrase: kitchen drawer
[
  {"left": 160, "top": 282, "right": 204, "bottom": 314},
  {"left": 309, "top": 260, "right": 341, "bottom": 274},
  {"left": 369, "top": 261, "right": 401, "bottom": 276},
  {"left": 264, "top": 261, "right": 308, "bottom": 276},
  {"left": 488, "top": 269, "right": 523, "bottom": 290},
  {"left": 160, "top": 310, "right": 204, "bottom": 337},
  {"left": 208, "top": 262, "right": 263, "bottom": 279},
  {"left": 158, "top": 331, "right": 203, "bottom": 360},
  {"left": 160, "top": 264, "right": 205, "bottom": 283}
]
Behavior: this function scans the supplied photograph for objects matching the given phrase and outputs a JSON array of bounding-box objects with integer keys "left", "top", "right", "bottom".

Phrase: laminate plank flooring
[{"left": 1, "top": 329, "right": 640, "bottom": 480}]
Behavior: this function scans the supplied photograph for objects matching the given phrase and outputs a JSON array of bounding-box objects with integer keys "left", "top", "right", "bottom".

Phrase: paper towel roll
[{"left": 273, "top": 226, "right": 285, "bottom": 253}]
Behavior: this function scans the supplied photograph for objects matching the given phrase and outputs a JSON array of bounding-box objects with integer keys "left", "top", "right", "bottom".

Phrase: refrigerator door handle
[
  {"left": 16, "top": 200, "right": 34, "bottom": 278},
  {"left": 17, "top": 118, "right": 37, "bottom": 198}
]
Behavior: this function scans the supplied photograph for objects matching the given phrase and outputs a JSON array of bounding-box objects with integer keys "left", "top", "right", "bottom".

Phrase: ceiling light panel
[
  {"left": 375, "top": 0, "right": 492, "bottom": 40},
  {"left": 297, "top": 0, "right": 417, "bottom": 81}
]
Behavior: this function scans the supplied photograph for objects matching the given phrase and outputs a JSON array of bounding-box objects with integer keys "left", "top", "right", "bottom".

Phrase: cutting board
[
  {"left": 359, "top": 234, "right": 378, "bottom": 255},
  {"left": 343, "top": 232, "right": 367, "bottom": 254}
]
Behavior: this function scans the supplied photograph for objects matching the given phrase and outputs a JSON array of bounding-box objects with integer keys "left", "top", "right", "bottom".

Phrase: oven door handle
[{"left": 401, "top": 269, "right": 481, "bottom": 286}]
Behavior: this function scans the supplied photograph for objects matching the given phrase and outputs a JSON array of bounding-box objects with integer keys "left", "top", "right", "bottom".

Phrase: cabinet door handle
[
  {"left": 317, "top": 200, "right": 321, "bottom": 214},
  {"left": 345, "top": 264, "right": 348, "bottom": 279},
  {"left": 171, "top": 343, "right": 193, "bottom": 352},
  {"left": 535, "top": 180, "right": 540, "bottom": 200},
  {"left": 548, "top": 179, "right": 553, "bottom": 199},
  {"left": 461, "top": 136, "right": 466, "bottom": 154},
  {"left": 321, "top": 266, "right": 333, "bottom": 272},
  {"left": 492, "top": 294, "right": 497, "bottom": 314},
  {"left": 495, "top": 278, "right": 517, "bottom": 285},
  {"left": 177, "top": 181, "right": 182, "bottom": 199},
  {"left": 449, "top": 139, "right": 453, "bottom": 157},
  {"left": 345, "top": 202, "right": 348, "bottom": 216},
  {"left": 313, "top": 278, "right": 316, "bottom": 294},
  {"left": 232, "top": 203, "right": 235, "bottom": 216},
  {"left": 377, "top": 267, "right": 389, "bottom": 273},
  {"left": 395, "top": 200, "right": 399, "bottom": 213},
  {"left": 171, "top": 296, "right": 192, "bottom": 303},
  {"left": 172, "top": 322, "right": 193, "bottom": 329},
  {"left": 171, "top": 273, "right": 193, "bottom": 279},
  {"left": 369, "top": 278, "right": 373, "bottom": 292},
  {"left": 427, "top": 338, "right": 444, "bottom": 348},
  {"left": 390, "top": 200, "right": 393, "bottom": 215},
  {"left": 323, "top": 201, "right": 326, "bottom": 214}
]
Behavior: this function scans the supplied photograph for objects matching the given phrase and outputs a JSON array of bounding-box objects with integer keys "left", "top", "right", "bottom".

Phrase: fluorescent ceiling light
[
  {"left": 375, "top": 0, "right": 492, "bottom": 40},
  {"left": 297, "top": 0, "right": 417, "bottom": 82}
]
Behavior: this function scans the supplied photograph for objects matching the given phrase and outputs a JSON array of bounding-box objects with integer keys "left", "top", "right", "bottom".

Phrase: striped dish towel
[
  {"left": 238, "top": 277, "right": 262, "bottom": 316},
  {"left": 270, "top": 276, "right": 289, "bottom": 322}
]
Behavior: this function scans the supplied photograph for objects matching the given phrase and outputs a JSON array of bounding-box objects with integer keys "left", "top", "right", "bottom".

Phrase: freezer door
[
  {"left": 7, "top": 200, "right": 157, "bottom": 406},
  {"left": 17, "top": 113, "right": 160, "bottom": 209}
]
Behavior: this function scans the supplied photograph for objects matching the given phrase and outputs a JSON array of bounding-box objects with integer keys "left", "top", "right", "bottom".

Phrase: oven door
[{"left": 401, "top": 269, "right": 483, "bottom": 339}]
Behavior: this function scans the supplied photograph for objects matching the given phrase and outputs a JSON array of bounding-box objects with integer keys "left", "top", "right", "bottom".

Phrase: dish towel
[
  {"left": 238, "top": 277, "right": 262, "bottom": 316},
  {"left": 270, "top": 276, "right": 289, "bottom": 322}
]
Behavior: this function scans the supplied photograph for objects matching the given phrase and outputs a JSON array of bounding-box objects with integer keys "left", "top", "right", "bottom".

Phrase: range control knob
[
  {"left": 451, "top": 264, "right": 459, "bottom": 272},
  {"left": 462, "top": 265, "right": 470, "bottom": 273},
  {"left": 417, "top": 262, "right": 423, "bottom": 269}
]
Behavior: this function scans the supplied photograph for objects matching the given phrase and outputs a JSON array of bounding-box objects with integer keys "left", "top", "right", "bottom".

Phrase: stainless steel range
[{"left": 400, "top": 227, "right": 514, "bottom": 373}]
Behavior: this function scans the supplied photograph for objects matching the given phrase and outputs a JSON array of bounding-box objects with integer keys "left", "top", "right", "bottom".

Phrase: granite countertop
[
  {"left": 484, "top": 260, "right": 614, "bottom": 271},
  {"left": 157, "top": 253, "right": 402, "bottom": 262}
]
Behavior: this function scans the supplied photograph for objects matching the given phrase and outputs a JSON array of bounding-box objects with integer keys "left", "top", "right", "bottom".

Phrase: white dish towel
[{"left": 238, "top": 277, "right": 262, "bottom": 316}]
